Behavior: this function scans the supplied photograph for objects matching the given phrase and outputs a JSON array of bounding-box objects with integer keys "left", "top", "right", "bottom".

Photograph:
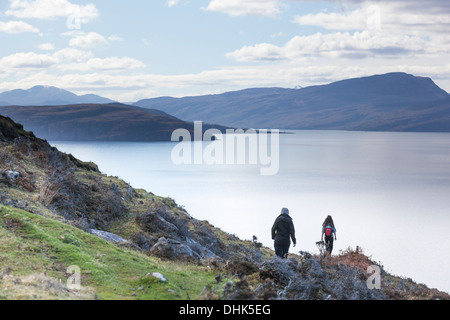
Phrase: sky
[{"left": 0, "top": 0, "right": 449, "bottom": 102}]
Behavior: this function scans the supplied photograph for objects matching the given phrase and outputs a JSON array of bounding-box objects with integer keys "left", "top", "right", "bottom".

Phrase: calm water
[{"left": 52, "top": 130, "right": 450, "bottom": 293}]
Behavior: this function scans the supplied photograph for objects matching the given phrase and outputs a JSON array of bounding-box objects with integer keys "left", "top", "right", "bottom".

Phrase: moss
[{"left": 0, "top": 205, "right": 219, "bottom": 300}]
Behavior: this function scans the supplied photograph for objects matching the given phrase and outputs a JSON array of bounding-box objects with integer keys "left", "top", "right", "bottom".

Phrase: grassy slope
[{"left": 0, "top": 204, "right": 219, "bottom": 300}]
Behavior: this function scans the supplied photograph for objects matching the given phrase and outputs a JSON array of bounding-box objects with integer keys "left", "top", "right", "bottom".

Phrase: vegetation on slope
[{"left": 0, "top": 205, "right": 225, "bottom": 300}]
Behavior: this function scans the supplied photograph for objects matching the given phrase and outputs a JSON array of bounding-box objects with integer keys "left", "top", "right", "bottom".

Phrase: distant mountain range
[
  {"left": 0, "top": 103, "right": 227, "bottom": 141},
  {"left": 0, "top": 72, "right": 449, "bottom": 140},
  {"left": 134, "top": 72, "right": 450, "bottom": 132},
  {"left": 0, "top": 85, "right": 115, "bottom": 106}
]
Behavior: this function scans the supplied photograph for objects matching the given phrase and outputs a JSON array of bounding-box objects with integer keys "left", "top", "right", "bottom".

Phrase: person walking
[
  {"left": 271, "top": 208, "right": 296, "bottom": 258},
  {"left": 321, "top": 215, "right": 337, "bottom": 257}
]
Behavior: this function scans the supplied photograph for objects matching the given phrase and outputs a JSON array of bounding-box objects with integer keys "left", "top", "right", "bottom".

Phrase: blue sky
[{"left": 0, "top": 0, "right": 449, "bottom": 102}]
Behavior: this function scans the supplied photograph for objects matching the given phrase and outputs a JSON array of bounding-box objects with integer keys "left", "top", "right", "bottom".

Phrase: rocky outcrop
[
  {"left": 218, "top": 249, "right": 450, "bottom": 300},
  {"left": 133, "top": 205, "right": 230, "bottom": 263},
  {"left": 149, "top": 237, "right": 201, "bottom": 262},
  {"left": 148, "top": 236, "right": 221, "bottom": 263},
  {"left": 88, "top": 229, "right": 128, "bottom": 244}
]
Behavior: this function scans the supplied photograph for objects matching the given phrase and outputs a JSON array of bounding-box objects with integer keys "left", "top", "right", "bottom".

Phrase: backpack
[{"left": 325, "top": 226, "right": 333, "bottom": 237}]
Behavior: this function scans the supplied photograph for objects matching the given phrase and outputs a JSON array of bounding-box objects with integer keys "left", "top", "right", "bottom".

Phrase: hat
[{"left": 281, "top": 208, "right": 289, "bottom": 215}]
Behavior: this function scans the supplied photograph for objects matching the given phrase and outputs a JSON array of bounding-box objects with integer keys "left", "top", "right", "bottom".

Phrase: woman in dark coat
[{"left": 271, "top": 208, "right": 296, "bottom": 258}]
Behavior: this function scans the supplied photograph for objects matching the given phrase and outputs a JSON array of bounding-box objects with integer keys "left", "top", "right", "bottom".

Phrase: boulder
[
  {"left": 259, "top": 256, "right": 299, "bottom": 286},
  {"left": 149, "top": 237, "right": 201, "bottom": 262}
]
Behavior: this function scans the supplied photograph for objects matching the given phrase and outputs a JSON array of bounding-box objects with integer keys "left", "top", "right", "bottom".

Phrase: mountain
[
  {"left": 1, "top": 114, "right": 449, "bottom": 301},
  {"left": 134, "top": 73, "right": 450, "bottom": 132},
  {"left": 0, "top": 103, "right": 227, "bottom": 141},
  {"left": 0, "top": 85, "right": 115, "bottom": 106}
]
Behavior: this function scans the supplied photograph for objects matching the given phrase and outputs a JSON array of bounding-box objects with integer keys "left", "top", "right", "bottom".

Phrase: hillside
[
  {"left": 0, "top": 103, "right": 227, "bottom": 141},
  {"left": 1, "top": 115, "right": 449, "bottom": 301},
  {"left": 134, "top": 73, "right": 450, "bottom": 132},
  {"left": 0, "top": 85, "right": 114, "bottom": 106}
]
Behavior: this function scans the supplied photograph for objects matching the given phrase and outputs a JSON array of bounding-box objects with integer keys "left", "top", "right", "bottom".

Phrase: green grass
[{"left": 0, "top": 205, "right": 219, "bottom": 300}]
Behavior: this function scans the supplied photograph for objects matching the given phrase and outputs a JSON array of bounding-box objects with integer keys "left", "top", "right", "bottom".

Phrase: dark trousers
[
  {"left": 274, "top": 242, "right": 290, "bottom": 259},
  {"left": 325, "top": 235, "right": 334, "bottom": 254}
]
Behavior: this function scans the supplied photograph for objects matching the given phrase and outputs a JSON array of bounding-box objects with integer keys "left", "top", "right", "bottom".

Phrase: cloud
[
  {"left": 227, "top": 31, "right": 428, "bottom": 62},
  {"left": 0, "top": 48, "right": 90, "bottom": 70},
  {"left": 167, "top": 0, "right": 181, "bottom": 7},
  {"left": 202, "top": 0, "right": 450, "bottom": 23},
  {"left": 329, "top": 0, "right": 450, "bottom": 14},
  {"left": 69, "top": 32, "right": 108, "bottom": 48},
  {"left": 6, "top": 0, "right": 98, "bottom": 21},
  {"left": 0, "top": 46, "right": 145, "bottom": 74},
  {"left": 292, "top": 1, "right": 450, "bottom": 36},
  {"left": 38, "top": 43, "right": 55, "bottom": 51},
  {"left": 204, "top": 0, "right": 285, "bottom": 18},
  {"left": 224, "top": 0, "right": 450, "bottom": 78},
  {"left": 0, "top": 52, "right": 57, "bottom": 69},
  {"left": 0, "top": 20, "right": 39, "bottom": 33},
  {"left": 108, "top": 35, "right": 123, "bottom": 42},
  {"left": 293, "top": 7, "right": 369, "bottom": 31},
  {"left": 53, "top": 48, "right": 93, "bottom": 62},
  {"left": 59, "top": 57, "right": 146, "bottom": 71},
  {"left": 84, "top": 57, "right": 146, "bottom": 71},
  {"left": 226, "top": 43, "right": 285, "bottom": 62}
]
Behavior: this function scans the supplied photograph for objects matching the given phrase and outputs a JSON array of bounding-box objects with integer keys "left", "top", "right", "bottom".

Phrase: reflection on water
[{"left": 52, "top": 130, "right": 450, "bottom": 293}]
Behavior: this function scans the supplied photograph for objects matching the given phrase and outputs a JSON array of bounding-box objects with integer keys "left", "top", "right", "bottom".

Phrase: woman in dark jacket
[{"left": 271, "top": 208, "right": 296, "bottom": 258}]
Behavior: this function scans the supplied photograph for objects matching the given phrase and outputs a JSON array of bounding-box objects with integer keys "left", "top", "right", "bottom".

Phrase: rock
[
  {"left": 259, "top": 256, "right": 298, "bottom": 286},
  {"left": 149, "top": 237, "right": 201, "bottom": 262},
  {"left": 1, "top": 170, "right": 21, "bottom": 184},
  {"left": 185, "top": 237, "right": 218, "bottom": 259},
  {"left": 146, "top": 272, "right": 168, "bottom": 283},
  {"left": 136, "top": 211, "right": 179, "bottom": 237},
  {"left": 5, "top": 170, "right": 20, "bottom": 180},
  {"left": 88, "top": 229, "right": 128, "bottom": 244}
]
